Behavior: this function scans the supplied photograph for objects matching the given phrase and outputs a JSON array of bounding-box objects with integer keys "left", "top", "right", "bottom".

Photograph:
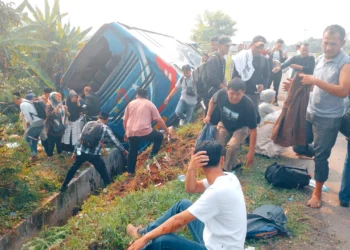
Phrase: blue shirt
[{"left": 307, "top": 50, "right": 350, "bottom": 118}]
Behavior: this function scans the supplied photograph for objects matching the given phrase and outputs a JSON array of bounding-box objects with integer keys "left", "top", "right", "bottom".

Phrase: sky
[{"left": 8, "top": 0, "right": 350, "bottom": 45}]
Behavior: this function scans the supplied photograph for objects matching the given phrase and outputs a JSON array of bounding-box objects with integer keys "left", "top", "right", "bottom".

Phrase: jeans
[
  {"left": 293, "top": 119, "right": 314, "bottom": 158},
  {"left": 47, "top": 135, "right": 63, "bottom": 157},
  {"left": 127, "top": 129, "right": 164, "bottom": 174},
  {"left": 307, "top": 113, "right": 342, "bottom": 182},
  {"left": 25, "top": 125, "right": 45, "bottom": 157},
  {"left": 268, "top": 71, "right": 282, "bottom": 102},
  {"left": 175, "top": 99, "right": 196, "bottom": 125},
  {"left": 139, "top": 199, "right": 206, "bottom": 250},
  {"left": 339, "top": 140, "right": 350, "bottom": 202},
  {"left": 61, "top": 152, "right": 111, "bottom": 188},
  {"left": 216, "top": 123, "right": 250, "bottom": 172}
]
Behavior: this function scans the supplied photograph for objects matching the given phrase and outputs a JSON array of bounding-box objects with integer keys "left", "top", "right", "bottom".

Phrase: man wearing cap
[
  {"left": 233, "top": 35, "right": 270, "bottom": 121},
  {"left": 165, "top": 64, "right": 197, "bottom": 125},
  {"left": 13, "top": 92, "right": 45, "bottom": 162},
  {"left": 60, "top": 112, "right": 127, "bottom": 192},
  {"left": 203, "top": 35, "right": 232, "bottom": 125}
]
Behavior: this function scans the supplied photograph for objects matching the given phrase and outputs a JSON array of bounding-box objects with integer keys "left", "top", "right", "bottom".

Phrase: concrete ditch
[{"left": 0, "top": 152, "right": 123, "bottom": 250}]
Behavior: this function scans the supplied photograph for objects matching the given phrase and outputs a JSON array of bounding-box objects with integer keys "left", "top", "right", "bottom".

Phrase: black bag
[
  {"left": 265, "top": 163, "right": 311, "bottom": 189},
  {"left": 33, "top": 99, "right": 47, "bottom": 119},
  {"left": 340, "top": 109, "right": 350, "bottom": 138},
  {"left": 107, "top": 148, "right": 127, "bottom": 176},
  {"left": 180, "top": 76, "right": 196, "bottom": 97},
  {"left": 52, "top": 119, "right": 66, "bottom": 134},
  {"left": 81, "top": 122, "right": 104, "bottom": 149},
  {"left": 192, "top": 62, "right": 209, "bottom": 99},
  {"left": 25, "top": 99, "right": 47, "bottom": 120},
  {"left": 247, "top": 205, "right": 289, "bottom": 239}
]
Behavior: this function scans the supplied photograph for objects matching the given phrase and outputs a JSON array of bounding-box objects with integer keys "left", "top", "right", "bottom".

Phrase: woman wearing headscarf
[
  {"left": 46, "top": 92, "right": 67, "bottom": 158},
  {"left": 259, "top": 89, "right": 276, "bottom": 120},
  {"left": 62, "top": 90, "right": 83, "bottom": 152}
]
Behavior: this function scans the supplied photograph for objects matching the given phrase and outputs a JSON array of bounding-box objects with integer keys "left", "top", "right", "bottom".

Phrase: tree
[
  {"left": 0, "top": 1, "right": 20, "bottom": 36},
  {"left": 16, "top": 0, "right": 92, "bottom": 78},
  {"left": 191, "top": 10, "right": 236, "bottom": 51},
  {"left": 0, "top": 0, "right": 92, "bottom": 87}
]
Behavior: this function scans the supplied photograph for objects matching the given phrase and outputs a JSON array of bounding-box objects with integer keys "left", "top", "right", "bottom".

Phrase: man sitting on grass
[{"left": 126, "top": 141, "right": 247, "bottom": 250}]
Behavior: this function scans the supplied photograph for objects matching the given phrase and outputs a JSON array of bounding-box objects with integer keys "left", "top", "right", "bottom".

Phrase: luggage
[
  {"left": 81, "top": 122, "right": 104, "bottom": 149},
  {"left": 247, "top": 205, "right": 289, "bottom": 239},
  {"left": 107, "top": 148, "right": 127, "bottom": 176},
  {"left": 265, "top": 163, "right": 311, "bottom": 189},
  {"left": 196, "top": 123, "right": 217, "bottom": 147}
]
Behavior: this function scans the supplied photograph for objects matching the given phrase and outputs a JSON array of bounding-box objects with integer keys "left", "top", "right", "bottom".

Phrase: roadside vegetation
[{"left": 22, "top": 121, "right": 336, "bottom": 250}]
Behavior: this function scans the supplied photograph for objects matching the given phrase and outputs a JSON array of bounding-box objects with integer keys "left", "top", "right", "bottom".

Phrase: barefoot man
[{"left": 284, "top": 25, "right": 350, "bottom": 208}]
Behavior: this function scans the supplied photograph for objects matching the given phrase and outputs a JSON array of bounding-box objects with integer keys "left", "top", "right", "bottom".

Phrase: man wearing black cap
[
  {"left": 233, "top": 36, "right": 270, "bottom": 115},
  {"left": 60, "top": 111, "right": 127, "bottom": 192},
  {"left": 203, "top": 35, "right": 232, "bottom": 124}
]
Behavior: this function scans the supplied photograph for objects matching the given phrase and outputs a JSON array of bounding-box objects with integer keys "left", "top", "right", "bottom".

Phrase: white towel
[{"left": 234, "top": 49, "right": 255, "bottom": 81}]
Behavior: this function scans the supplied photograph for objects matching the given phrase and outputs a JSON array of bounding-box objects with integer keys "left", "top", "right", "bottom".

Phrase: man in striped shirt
[{"left": 60, "top": 112, "right": 127, "bottom": 192}]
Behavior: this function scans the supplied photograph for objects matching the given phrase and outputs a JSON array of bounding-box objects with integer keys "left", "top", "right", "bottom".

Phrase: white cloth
[
  {"left": 188, "top": 173, "right": 247, "bottom": 250},
  {"left": 62, "top": 118, "right": 83, "bottom": 145},
  {"left": 233, "top": 49, "right": 255, "bottom": 81},
  {"left": 20, "top": 100, "right": 41, "bottom": 124},
  {"left": 259, "top": 103, "right": 275, "bottom": 120},
  {"left": 255, "top": 111, "right": 285, "bottom": 158}
]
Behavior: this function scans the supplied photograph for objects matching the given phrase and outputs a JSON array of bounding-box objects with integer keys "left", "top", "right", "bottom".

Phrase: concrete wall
[{"left": 0, "top": 151, "right": 123, "bottom": 250}]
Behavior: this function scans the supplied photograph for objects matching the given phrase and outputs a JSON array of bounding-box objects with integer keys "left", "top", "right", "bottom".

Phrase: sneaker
[
  {"left": 274, "top": 101, "right": 279, "bottom": 106},
  {"left": 340, "top": 200, "right": 349, "bottom": 207},
  {"left": 179, "top": 119, "right": 185, "bottom": 126}
]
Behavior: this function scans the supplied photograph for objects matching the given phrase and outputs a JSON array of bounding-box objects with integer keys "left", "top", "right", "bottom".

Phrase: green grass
[
  {"left": 23, "top": 181, "right": 199, "bottom": 250},
  {"left": 23, "top": 139, "right": 313, "bottom": 250},
  {"left": 0, "top": 136, "right": 71, "bottom": 235},
  {"left": 21, "top": 118, "right": 317, "bottom": 249}
]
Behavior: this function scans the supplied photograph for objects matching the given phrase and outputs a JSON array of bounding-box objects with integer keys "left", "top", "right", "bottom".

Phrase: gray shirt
[
  {"left": 175, "top": 76, "right": 198, "bottom": 106},
  {"left": 307, "top": 50, "right": 350, "bottom": 118}
]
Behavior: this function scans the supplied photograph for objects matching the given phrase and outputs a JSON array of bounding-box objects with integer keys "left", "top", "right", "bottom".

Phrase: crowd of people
[
  {"left": 127, "top": 24, "right": 350, "bottom": 249},
  {"left": 11, "top": 22, "right": 350, "bottom": 249}
]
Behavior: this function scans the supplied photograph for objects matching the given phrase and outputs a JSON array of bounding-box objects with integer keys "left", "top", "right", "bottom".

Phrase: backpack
[
  {"left": 192, "top": 63, "right": 208, "bottom": 98},
  {"left": 247, "top": 205, "right": 289, "bottom": 239},
  {"left": 265, "top": 163, "right": 311, "bottom": 189},
  {"left": 193, "top": 53, "right": 223, "bottom": 99},
  {"left": 24, "top": 99, "right": 46, "bottom": 120},
  {"left": 107, "top": 148, "right": 127, "bottom": 176},
  {"left": 33, "top": 99, "right": 47, "bottom": 119},
  {"left": 195, "top": 123, "right": 217, "bottom": 147},
  {"left": 81, "top": 122, "right": 104, "bottom": 149}
]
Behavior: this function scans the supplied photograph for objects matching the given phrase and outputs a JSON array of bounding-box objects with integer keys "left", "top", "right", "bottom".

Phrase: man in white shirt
[
  {"left": 126, "top": 141, "right": 247, "bottom": 250},
  {"left": 13, "top": 92, "right": 45, "bottom": 162}
]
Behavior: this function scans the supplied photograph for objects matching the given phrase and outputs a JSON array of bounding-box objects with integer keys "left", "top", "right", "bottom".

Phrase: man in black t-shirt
[{"left": 204, "top": 78, "right": 257, "bottom": 171}]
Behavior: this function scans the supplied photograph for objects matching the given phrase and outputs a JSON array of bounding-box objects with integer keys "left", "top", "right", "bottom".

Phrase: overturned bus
[{"left": 61, "top": 22, "right": 202, "bottom": 145}]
